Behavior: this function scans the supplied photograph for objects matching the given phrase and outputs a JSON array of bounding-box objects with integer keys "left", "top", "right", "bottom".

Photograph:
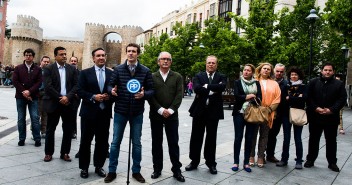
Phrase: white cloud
[{"left": 6, "top": 0, "right": 192, "bottom": 39}]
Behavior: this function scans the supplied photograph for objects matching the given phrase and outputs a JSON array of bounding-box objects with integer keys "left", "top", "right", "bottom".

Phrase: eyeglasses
[
  {"left": 25, "top": 54, "right": 33, "bottom": 57},
  {"left": 159, "top": 58, "right": 172, "bottom": 61}
]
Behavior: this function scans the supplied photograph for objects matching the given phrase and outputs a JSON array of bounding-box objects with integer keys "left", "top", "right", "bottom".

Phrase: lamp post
[
  {"left": 306, "top": 9, "right": 319, "bottom": 80},
  {"left": 341, "top": 43, "right": 349, "bottom": 77}
]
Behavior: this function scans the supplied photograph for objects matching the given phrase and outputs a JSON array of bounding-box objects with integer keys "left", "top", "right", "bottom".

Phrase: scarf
[{"left": 240, "top": 76, "right": 258, "bottom": 113}]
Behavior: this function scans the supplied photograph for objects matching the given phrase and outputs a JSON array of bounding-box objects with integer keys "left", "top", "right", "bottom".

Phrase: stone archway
[{"left": 82, "top": 23, "right": 143, "bottom": 69}]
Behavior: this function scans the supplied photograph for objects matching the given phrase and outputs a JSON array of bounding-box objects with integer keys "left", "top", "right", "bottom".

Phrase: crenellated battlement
[
  {"left": 16, "top": 15, "right": 40, "bottom": 27},
  {"left": 11, "top": 14, "right": 43, "bottom": 41}
]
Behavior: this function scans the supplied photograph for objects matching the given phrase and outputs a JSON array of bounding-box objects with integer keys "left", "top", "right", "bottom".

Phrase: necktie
[
  {"left": 209, "top": 73, "right": 213, "bottom": 84},
  {"left": 98, "top": 68, "right": 105, "bottom": 109},
  {"left": 129, "top": 64, "right": 135, "bottom": 76}
]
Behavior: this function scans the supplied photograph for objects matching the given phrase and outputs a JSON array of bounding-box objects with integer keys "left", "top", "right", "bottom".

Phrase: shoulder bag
[
  {"left": 244, "top": 98, "right": 269, "bottom": 124},
  {"left": 289, "top": 108, "right": 307, "bottom": 126}
]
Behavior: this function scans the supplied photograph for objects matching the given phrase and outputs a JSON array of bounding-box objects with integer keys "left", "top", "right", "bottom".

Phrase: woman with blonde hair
[{"left": 249, "top": 62, "right": 281, "bottom": 167}]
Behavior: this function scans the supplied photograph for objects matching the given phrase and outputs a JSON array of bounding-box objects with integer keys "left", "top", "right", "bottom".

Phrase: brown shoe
[
  {"left": 44, "top": 155, "right": 52, "bottom": 162},
  {"left": 104, "top": 172, "right": 117, "bottom": 183},
  {"left": 132, "top": 173, "right": 145, "bottom": 183},
  {"left": 266, "top": 156, "right": 279, "bottom": 163},
  {"left": 60, "top": 154, "right": 72, "bottom": 162}
]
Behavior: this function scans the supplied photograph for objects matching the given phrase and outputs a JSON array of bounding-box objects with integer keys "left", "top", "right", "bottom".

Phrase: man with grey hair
[
  {"left": 266, "top": 63, "right": 290, "bottom": 166},
  {"left": 148, "top": 51, "right": 185, "bottom": 182}
]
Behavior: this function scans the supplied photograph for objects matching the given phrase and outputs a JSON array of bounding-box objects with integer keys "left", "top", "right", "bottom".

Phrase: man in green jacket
[{"left": 148, "top": 51, "right": 185, "bottom": 182}]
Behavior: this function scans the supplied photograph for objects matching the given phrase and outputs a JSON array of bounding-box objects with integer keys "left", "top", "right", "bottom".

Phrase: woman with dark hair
[
  {"left": 232, "top": 64, "right": 262, "bottom": 172},
  {"left": 278, "top": 66, "right": 306, "bottom": 169}
]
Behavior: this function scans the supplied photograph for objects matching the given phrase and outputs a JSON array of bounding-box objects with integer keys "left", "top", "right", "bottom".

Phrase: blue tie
[{"left": 98, "top": 68, "right": 105, "bottom": 109}]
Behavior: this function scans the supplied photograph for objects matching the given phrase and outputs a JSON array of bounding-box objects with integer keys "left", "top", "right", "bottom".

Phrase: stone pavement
[{"left": 0, "top": 87, "right": 351, "bottom": 185}]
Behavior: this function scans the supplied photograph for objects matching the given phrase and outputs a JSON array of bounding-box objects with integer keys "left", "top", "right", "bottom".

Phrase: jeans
[
  {"left": 233, "top": 113, "right": 255, "bottom": 165},
  {"left": 293, "top": 125, "right": 303, "bottom": 163},
  {"left": 108, "top": 113, "right": 143, "bottom": 173},
  {"left": 267, "top": 115, "right": 291, "bottom": 162},
  {"left": 16, "top": 98, "right": 41, "bottom": 141}
]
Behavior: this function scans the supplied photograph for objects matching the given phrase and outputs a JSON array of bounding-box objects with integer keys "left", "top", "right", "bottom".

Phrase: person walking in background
[
  {"left": 12, "top": 48, "right": 42, "bottom": 147},
  {"left": 277, "top": 66, "right": 306, "bottom": 169},
  {"left": 266, "top": 64, "right": 289, "bottom": 164},
  {"left": 335, "top": 75, "right": 345, "bottom": 135},
  {"left": 187, "top": 80, "right": 193, "bottom": 96},
  {"left": 232, "top": 64, "right": 262, "bottom": 173},
  {"left": 38, "top": 56, "right": 50, "bottom": 138},
  {"left": 304, "top": 63, "right": 347, "bottom": 172},
  {"left": 249, "top": 62, "right": 281, "bottom": 168},
  {"left": 104, "top": 43, "right": 154, "bottom": 183},
  {"left": 148, "top": 51, "right": 185, "bottom": 182},
  {"left": 42, "top": 46, "right": 79, "bottom": 162},
  {"left": 185, "top": 55, "right": 227, "bottom": 175},
  {"left": 78, "top": 48, "right": 113, "bottom": 179},
  {"left": 69, "top": 56, "right": 80, "bottom": 139}
]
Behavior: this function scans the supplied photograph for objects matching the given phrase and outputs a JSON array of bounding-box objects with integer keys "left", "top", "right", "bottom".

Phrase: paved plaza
[{"left": 0, "top": 87, "right": 351, "bottom": 185}]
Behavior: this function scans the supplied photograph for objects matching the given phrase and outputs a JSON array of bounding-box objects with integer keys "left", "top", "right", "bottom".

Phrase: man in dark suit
[
  {"left": 185, "top": 55, "right": 227, "bottom": 174},
  {"left": 42, "top": 46, "right": 78, "bottom": 162},
  {"left": 148, "top": 51, "right": 185, "bottom": 182},
  {"left": 78, "top": 48, "right": 113, "bottom": 179}
]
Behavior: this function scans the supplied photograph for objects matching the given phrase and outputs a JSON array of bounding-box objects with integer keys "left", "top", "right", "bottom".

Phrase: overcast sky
[{"left": 6, "top": 0, "right": 192, "bottom": 39}]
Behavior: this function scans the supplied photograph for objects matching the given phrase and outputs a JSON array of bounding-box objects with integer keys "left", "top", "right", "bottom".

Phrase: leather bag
[
  {"left": 244, "top": 99, "right": 269, "bottom": 124},
  {"left": 289, "top": 108, "right": 307, "bottom": 126}
]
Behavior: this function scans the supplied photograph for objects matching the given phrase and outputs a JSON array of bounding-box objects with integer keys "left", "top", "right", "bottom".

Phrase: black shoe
[
  {"left": 304, "top": 160, "right": 314, "bottom": 168},
  {"left": 95, "top": 167, "right": 106, "bottom": 177},
  {"left": 276, "top": 161, "right": 288, "bottom": 167},
  {"left": 80, "top": 169, "right": 89, "bottom": 178},
  {"left": 151, "top": 171, "right": 161, "bottom": 179},
  {"left": 75, "top": 151, "right": 80, "bottom": 158},
  {"left": 35, "top": 140, "right": 41, "bottom": 147},
  {"left": 209, "top": 166, "right": 217, "bottom": 174},
  {"left": 185, "top": 163, "right": 197, "bottom": 171},
  {"left": 132, "top": 173, "right": 145, "bottom": 183},
  {"left": 104, "top": 172, "right": 116, "bottom": 183},
  {"left": 328, "top": 164, "right": 340, "bottom": 172},
  {"left": 18, "top": 140, "right": 25, "bottom": 146},
  {"left": 173, "top": 172, "right": 185, "bottom": 182}
]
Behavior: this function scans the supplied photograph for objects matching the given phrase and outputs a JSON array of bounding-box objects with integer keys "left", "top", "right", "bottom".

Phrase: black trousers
[
  {"left": 45, "top": 104, "right": 74, "bottom": 155},
  {"left": 189, "top": 110, "right": 219, "bottom": 167},
  {"left": 79, "top": 110, "right": 111, "bottom": 170},
  {"left": 306, "top": 122, "right": 338, "bottom": 164},
  {"left": 151, "top": 118, "right": 182, "bottom": 174}
]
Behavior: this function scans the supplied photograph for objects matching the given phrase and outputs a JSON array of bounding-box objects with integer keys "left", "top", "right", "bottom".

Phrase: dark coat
[
  {"left": 108, "top": 60, "right": 154, "bottom": 116},
  {"left": 42, "top": 62, "right": 78, "bottom": 113},
  {"left": 276, "top": 79, "right": 290, "bottom": 116},
  {"left": 232, "top": 79, "right": 262, "bottom": 115},
  {"left": 12, "top": 62, "right": 42, "bottom": 99},
  {"left": 307, "top": 76, "right": 347, "bottom": 124},
  {"left": 78, "top": 66, "right": 113, "bottom": 119},
  {"left": 287, "top": 82, "right": 306, "bottom": 109},
  {"left": 189, "top": 71, "right": 227, "bottom": 120}
]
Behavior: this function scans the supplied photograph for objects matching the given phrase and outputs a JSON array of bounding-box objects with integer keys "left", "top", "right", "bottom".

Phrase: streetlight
[
  {"left": 306, "top": 9, "right": 319, "bottom": 80},
  {"left": 341, "top": 43, "right": 349, "bottom": 77}
]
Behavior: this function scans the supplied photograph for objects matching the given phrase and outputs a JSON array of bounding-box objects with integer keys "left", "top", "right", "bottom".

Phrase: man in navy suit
[
  {"left": 78, "top": 48, "right": 113, "bottom": 179},
  {"left": 42, "top": 46, "right": 78, "bottom": 162},
  {"left": 185, "top": 55, "right": 227, "bottom": 174}
]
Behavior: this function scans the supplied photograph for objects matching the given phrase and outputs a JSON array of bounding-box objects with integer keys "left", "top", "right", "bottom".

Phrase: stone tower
[{"left": 82, "top": 23, "right": 143, "bottom": 69}]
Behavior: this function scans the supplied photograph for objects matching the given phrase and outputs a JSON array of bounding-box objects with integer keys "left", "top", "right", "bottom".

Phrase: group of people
[
  {"left": 232, "top": 62, "right": 347, "bottom": 174},
  {"left": 0, "top": 62, "right": 14, "bottom": 86},
  {"left": 11, "top": 43, "right": 347, "bottom": 184}
]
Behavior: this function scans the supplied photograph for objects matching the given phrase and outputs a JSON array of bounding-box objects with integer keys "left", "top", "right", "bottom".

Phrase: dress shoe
[
  {"left": 328, "top": 164, "right": 340, "bottom": 172},
  {"left": 60, "top": 154, "right": 72, "bottom": 162},
  {"left": 304, "top": 160, "right": 314, "bottom": 168},
  {"left": 185, "top": 163, "right": 197, "bottom": 171},
  {"left": 276, "top": 161, "right": 288, "bottom": 167},
  {"left": 173, "top": 172, "right": 185, "bottom": 182},
  {"left": 132, "top": 173, "right": 145, "bottom": 183},
  {"left": 18, "top": 140, "right": 25, "bottom": 146},
  {"left": 151, "top": 171, "right": 161, "bottom": 179},
  {"left": 95, "top": 167, "right": 106, "bottom": 177},
  {"left": 209, "top": 166, "right": 217, "bottom": 174},
  {"left": 75, "top": 151, "right": 80, "bottom": 158},
  {"left": 267, "top": 156, "right": 279, "bottom": 163},
  {"left": 104, "top": 172, "right": 117, "bottom": 183},
  {"left": 35, "top": 140, "right": 41, "bottom": 147},
  {"left": 80, "top": 169, "right": 89, "bottom": 178},
  {"left": 43, "top": 155, "right": 52, "bottom": 162}
]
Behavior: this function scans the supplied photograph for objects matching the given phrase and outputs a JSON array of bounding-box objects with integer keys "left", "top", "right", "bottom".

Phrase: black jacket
[{"left": 287, "top": 82, "right": 306, "bottom": 109}]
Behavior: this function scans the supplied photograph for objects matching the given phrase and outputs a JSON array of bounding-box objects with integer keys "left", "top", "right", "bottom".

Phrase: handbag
[
  {"left": 244, "top": 98, "right": 270, "bottom": 124},
  {"left": 289, "top": 108, "right": 307, "bottom": 126}
]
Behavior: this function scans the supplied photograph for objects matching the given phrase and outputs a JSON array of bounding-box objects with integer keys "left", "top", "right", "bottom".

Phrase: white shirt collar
[{"left": 94, "top": 65, "right": 106, "bottom": 71}]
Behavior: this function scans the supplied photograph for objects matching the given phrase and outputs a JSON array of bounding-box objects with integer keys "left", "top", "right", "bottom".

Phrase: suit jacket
[
  {"left": 148, "top": 70, "right": 183, "bottom": 120},
  {"left": 78, "top": 66, "right": 113, "bottom": 119},
  {"left": 42, "top": 62, "right": 78, "bottom": 113},
  {"left": 189, "top": 71, "right": 227, "bottom": 120}
]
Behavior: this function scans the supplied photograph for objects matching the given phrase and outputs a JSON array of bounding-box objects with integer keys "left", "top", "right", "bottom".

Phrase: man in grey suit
[
  {"left": 43, "top": 46, "right": 78, "bottom": 162},
  {"left": 148, "top": 52, "right": 185, "bottom": 182},
  {"left": 78, "top": 48, "right": 113, "bottom": 179}
]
